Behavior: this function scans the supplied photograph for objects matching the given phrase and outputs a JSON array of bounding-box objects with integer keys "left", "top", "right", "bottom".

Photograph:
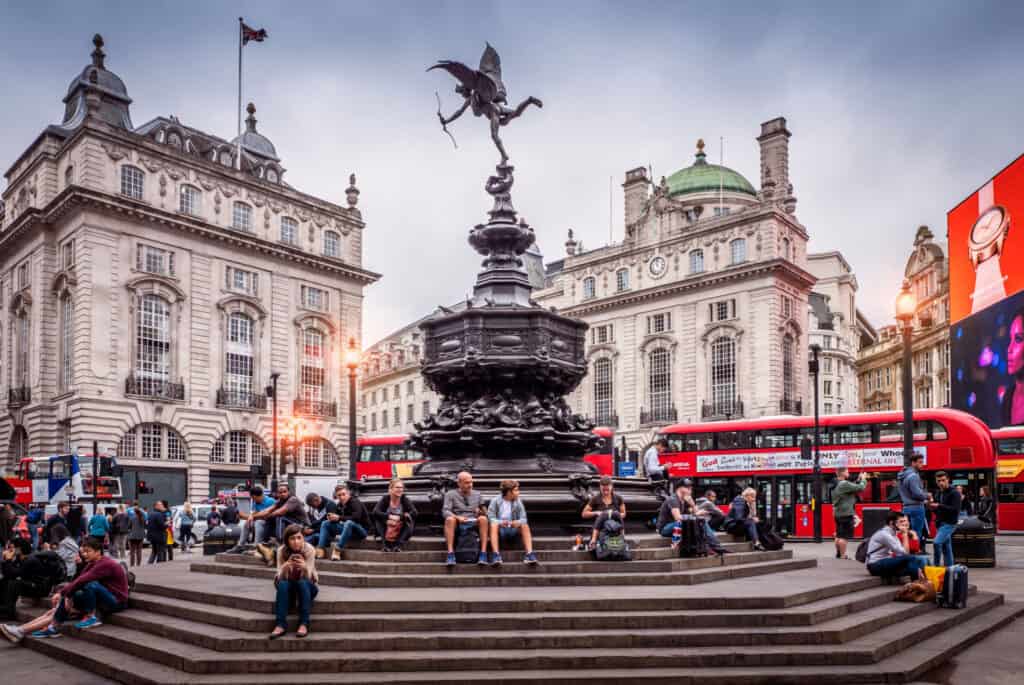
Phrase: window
[
  {"left": 225, "top": 313, "right": 255, "bottom": 396},
  {"left": 730, "top": 238, "right": 746, "bottom": 265},
  {"left": 219, "top": 150, "right": 233, "bottom": 167},
  {"left": 280, "top": 217, "right": 298, "bottom": 245},
  {"left": 371, "top": 414, "right": 378, "bottom": 431},
  {"left": 824, "top": 380, "right": 833, "bottom": 397},
  {"left": 142, "top": 424, "right": 162, "bottom": 460},
  {"left": 422, "top": 400, "right": 430, "bottom": 419},
  {"left": 167, "top": 430, "right": 186, "bottom": 461},
  {"left": 782, "top": 238, "right": 791, "bottom": 261},
  {"left": 381, "top": 410, "right": 388, "bottom": 428},
  {"left": 782, "top": 334, "right": 795, "bottom": 404},
  {"left": 323, "top": 231, "right": 341, "bottom": 258},
  {"left": 232, "top": 202, "right": 253, "bottom": 231},
  {"left": 120, "top": 166, "right": 144, "bottom": 199},
  {"left": 16, "top": 312, "right": 29, "bottom": 387},
  {"left": 711, "top": 299, "right": 736, "bottom": 322},
  {"left": 61, "top": 240, "right": 75, "bottom": 269},
  {"left": 301, "top": 328, "right": 325, "bottom": 403},
  {"left": 592, "top": 324, "right": 613, "bottom": 345},
  {"left": 300, "top": 439, "right": 337, "bottom": 471},
  {"left": 824, "top": 358, "right": 833, "bottom": 374},
  {"left": 689, "top": 249, "right": 704, "bottom": 274},
  {"left": 179, "top": 185, "right": 201, "bottom": 216},
  {"left": 393, "top": 407, "right": 400, "bottom": 425},
  {"left": 136, "top": 294, "right": 171, "bottom": 385},
  {"left": 885, "top": 367, "right": 892, "bottom": 385},
  {"left": 382, "top": 387, "right": 388, "bottom": 402},
  {"left": 64, "top": 165, "right": 74, "bottom": 188},
  {"left": 823, "top": 335, "right": 832, "bottom": 349},
  {"left": 713, "top": 206, "right": 731, "bottom": 217},
  {"left": 407, "top": 380, "right": 415, "bottom": 396},
  {"left": 824, "top": 403, "right": 833, "bottom": 414},
  {"left": 781, "top": 295, "right": 792, "bottom": 319},
  {"left": 647, "top": 312, "right": 672, "bottom": 334},
  {"left": 17, "top": 262, "right": 29, "bottom": 289},
  {"left": 647, "top": 348, "right": 672, "bottom": 420},
  {"left": 60, "top": 295, "right": 73, "bottom": 391},
  {"left": 616, "top": 269, "right": 630, "bottom": 292},
  {"left": 593, "top": 358, "right": 614, "bottom": 425},
  {"left": 300, "top": 285, "right": 329, "bottom": 312},
  {"left": 210, "top": 431, "right": 264, "bottom": 465},
  {"left": 118, "top": 427, "right": 137, "bottom": 459},
  {"left": 582, "top": 277, "right": 596, "bottom": 300},
  {"left": 407, "top": 404, "right": 414, "bottom": 424},
  {"left": 136, "top": 244, "right": 175, "bottom": 276},
  {"left": 711, "top": 337, "right": 737, "bottom": 414},
  {"left": 225, "top": 266, "right": 258, "bottom": 296},
  {"left": 371, "top": 390, "right": 377, "bottom": 404},
  {"left": 394, "top": 384, "right": 400, "bottom": 400},
  {"left": 836, "top": 381, "right": 842, "bottom": 396}
]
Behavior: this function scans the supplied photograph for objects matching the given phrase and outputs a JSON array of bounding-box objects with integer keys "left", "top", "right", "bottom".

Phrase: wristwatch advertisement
[{"left": 968, "top": 204, "right": 1010, "bottom": 314}]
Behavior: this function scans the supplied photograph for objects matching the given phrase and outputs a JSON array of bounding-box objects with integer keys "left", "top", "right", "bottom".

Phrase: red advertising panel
[{"left": 948, "top": 152, "right": 1024, "bottom": 325}]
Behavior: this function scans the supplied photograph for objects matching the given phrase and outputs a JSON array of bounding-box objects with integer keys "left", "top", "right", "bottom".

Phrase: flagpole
[{"left": 237, "top": 17, "right": 243, "bottom": 171}]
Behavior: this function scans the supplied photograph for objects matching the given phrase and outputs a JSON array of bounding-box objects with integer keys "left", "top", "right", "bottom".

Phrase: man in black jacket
[
  {"left": 929, "top": 471, "right": 962, "bottom": 567},
  {"left": 304, "top": 493, "right": 339, "bottom": 558},
  {"left": 319, "top": 485, "right": 371, "bottom": 558}
]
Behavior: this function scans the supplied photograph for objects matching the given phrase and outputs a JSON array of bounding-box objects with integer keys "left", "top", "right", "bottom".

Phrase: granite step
[
  {"left": 190, "top": 555, "right": 816, "bottom": 587},
  {"left": 45, "top": 593, "right": 1005, "bottom": 673},
  {"left": 348, "top": 533, "right": 729, "bottom": 552},
  {"left": 333, "top": 542, "right": 751, "bottom": 563}
]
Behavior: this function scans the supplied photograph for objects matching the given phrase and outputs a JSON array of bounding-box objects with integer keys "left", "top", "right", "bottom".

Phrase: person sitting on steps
[
  {"left": 656, "top": 479, "right": 728, "bottom": 555},
  {"left": 694, "top": 489, "right": 726, "bottom": 531},
  {"left": 581, "top": 475, "right": 627, "bottom": 551},
  {"left": 323, "top": 485, "right": 371, "bottom": 559},
  {"left": 486, "top": 479, "right": 538, "bottom": 566},
  {"left": 372, "top": 479, "right": 417, "bottom": 553},
  {"left": 229, "top": 485, "right": 276, "bottom": 553},
  {"left": 303, "top": 492, "right": 338, "bottom": 558},
  {"left": 724, "top": 487, "right": 764, "bottom": 551},
  {"left": 442, "top": 471, "right": 489, "bottom": 566},
  {"left": 865, "top": 511, "right": 927, "bottom": 583},
  {"left": 269, "top": 524, "right": 319, "bottom": 639},
  {"left": 643, "top": 439, "right": 669, "bottom": 481}
]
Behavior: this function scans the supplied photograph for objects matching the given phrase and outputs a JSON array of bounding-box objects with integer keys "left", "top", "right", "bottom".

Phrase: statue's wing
[
  {"left": 427, "top": 60, "right": 478, "bottom": 91},
  {"left": 478, "top": 43, "right": 507, "bottom": 102}
]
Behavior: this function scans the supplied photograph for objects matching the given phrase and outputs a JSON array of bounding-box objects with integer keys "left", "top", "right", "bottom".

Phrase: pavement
[{"left": 1, "top": 543, "right": 1022, "bottom": 684}]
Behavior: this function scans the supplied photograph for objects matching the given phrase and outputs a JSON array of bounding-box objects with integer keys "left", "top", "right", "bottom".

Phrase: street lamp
[
  {"left": 895, "top": 279, "right": 918, "bottom": 467},
  {"left": 808, "top": 344, "right": 823, "bottom": 543},
  {"left": 345, "top": 337, "right": 361, "bottom": 480},
  {"left": 266, "top": 371, "right": 280, "bottom": 491},
  {"left": 291, "top": 419, "right": 304, "bottom": 480}
]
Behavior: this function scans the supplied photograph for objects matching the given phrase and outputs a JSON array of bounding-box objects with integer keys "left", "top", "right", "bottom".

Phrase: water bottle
[{"left": 671, "top": 524, "right": 682, "bottom": 547}]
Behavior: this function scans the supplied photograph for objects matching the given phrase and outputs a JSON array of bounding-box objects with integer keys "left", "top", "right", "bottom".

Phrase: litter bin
[
  {"left": 203, "top": 524, "right": 242, "bottom": 556},
  {"left": 952, "top": 516, "right": 996, "bottom": 568},
  {"left": 861, "top": 506, "right": 893, "bottom": 540}
]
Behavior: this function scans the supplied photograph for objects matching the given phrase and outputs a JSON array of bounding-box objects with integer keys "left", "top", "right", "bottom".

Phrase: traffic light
[{"left": 137, "top": 480, "right": 153, "bottom": 495}]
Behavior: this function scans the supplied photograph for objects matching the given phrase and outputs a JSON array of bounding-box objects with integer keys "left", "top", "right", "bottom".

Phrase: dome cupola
[
  {"left": 231, "top": 102, "right": 279, "bottom": 161},
  {"left": 664, "top": 139, "right": 756, "bottom": 199},
  {"left": 60, "top": 34, "right": 133, "bottom": 130}
]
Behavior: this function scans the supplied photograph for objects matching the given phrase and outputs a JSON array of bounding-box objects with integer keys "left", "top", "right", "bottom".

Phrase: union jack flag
[{"left": 241, "top": 21, "right": 268, "bottom": 45}]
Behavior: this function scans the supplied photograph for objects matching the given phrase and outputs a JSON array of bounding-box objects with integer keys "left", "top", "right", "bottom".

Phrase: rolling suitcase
[{"left": 937, "top": 564, "right": 968, "bottom": 609}]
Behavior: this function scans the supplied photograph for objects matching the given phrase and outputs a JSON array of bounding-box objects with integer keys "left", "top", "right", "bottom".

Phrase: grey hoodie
[{"left": 897, "top": 466, "right": 928, "bottom": 506}]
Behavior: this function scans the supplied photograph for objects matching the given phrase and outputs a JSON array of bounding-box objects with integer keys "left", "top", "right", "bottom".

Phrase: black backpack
[
  {"left": 756, "top": 521, "right": 784, "bottom": 551},
  {"left": 24, "top": 551, "right": 66, "bottom": 588},
  {"left": 594, "top": 519, "right": 632, "bottom": 561},
  {"left": 454, "top": 527, "right": 480, "bottom": 564},
  {"left": 676, "top": 517, "right": 709, "bottom": 558}
]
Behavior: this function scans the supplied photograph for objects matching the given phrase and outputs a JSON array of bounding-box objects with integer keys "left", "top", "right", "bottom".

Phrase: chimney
[
  {"left": 565, "top": 228, "right": 578, "bottom": 257},
  {"left": 622, "top": 166, "right": 649, "bottom": 231},
  {"left": 757, "top": 117, "right": 796, "bottom": 212}
]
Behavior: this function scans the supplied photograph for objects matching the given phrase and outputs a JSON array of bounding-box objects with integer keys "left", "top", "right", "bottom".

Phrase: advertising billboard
[{"left": 947, "top": 152, "right": 1024, "bottom": 325}]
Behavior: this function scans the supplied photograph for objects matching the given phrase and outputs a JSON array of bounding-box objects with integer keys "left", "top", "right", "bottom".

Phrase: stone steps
[
  {"left": 347, "top": 533, "right": 725, "bottom": 552},
  {"left": 333, "top": 541, "right": 752, "bottom": 563}
]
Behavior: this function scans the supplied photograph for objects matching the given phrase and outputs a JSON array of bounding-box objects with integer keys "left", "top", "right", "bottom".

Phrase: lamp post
[
  {"left": 345, "top": 338, "right": 361, "bottom": 481},
  {"left": 291, "top": 420, "right": 303, "bottom": 481},
  {"left": 266, "top": 371, "right": 280, "bottom": 491},
  {"left": 808, "top": 344, "right": 822, "bottom": 544},
  {"left": 895, "top": 279, "right": 918, "bottom": 467}
]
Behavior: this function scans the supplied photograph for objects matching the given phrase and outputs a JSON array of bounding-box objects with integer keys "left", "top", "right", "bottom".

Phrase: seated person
[
  {"left": 656, "top": 479, "right": 728, "bottom": 555},
  {"left": 486, "top": 480, "right": 538, "bottom": 566},
  {"left": 442, "top": 471, "right": 489, "bottom": 566},
  {"left": 0, "top": 538, "right": 34, "bottom": 620},
  {"left": 643, "top": 439, "right": 669, "bottom": 481},
  {"left": 265, "top": 484, "right": 310, "bottom": 542},
  {"left": 724, "top": 487, "right": 764, "bottom": 551},
  {"left": 205, "top": 506, "right": 223, "bottom": 529},
  {"left": 303, "top": 493, "right": 339, "bottom": 558},
  {"left": 581, "top": 476, "right": 626, "bottom": 550},
  {"left": 220, "top": 498, "right": 240, "bottom": 526},
  {"left": 48, "top": 524, "right": 80, "bottom": 580},
  {"left": 865, "top": 511, "right": 926, "bottom": 582},
  {"left": 694, "top": 490, "right": 726, "bottom": 531},
  {"left": 230, "top": 486, "right": 276, "bottom": 552},
  {"left": 269, "top": 524, "right": 319, "bottom": 640},
  {"left": 372, "top": 479, "right": 417, "bottom": 553},
  {"left": 320, "top": 485, "right": 371, "bottom": 558}
]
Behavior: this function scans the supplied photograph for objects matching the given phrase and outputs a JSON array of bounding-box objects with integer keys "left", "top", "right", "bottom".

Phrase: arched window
[
  {"left": 16, "top": 310, "right": 30, "bottom": 390},
  {"left": 689, "top": 249, "right": 704, "bottom": 274},
  {"left": 710, "top": 337, "right": 737, "bottom": 416},
  {"left": 136, "top": 294, "right": 171, "bottom": 394},
  {"left": 224, "top": 313, "right": 255, "bottom": 399},
  {"left": 647, "top": 348, "right": 672, "bottom": 422},
  {"left": 267, "top": 168, "right": 279, "bottom": 183},
  {"left": 9, "top": 426, "right": 29, "bottom": 462},
  {"left": 211, "top": 431, "right": 268, "bottom": 465},
  {"left": 218, "top": 150, "right": 233, "bottom": 167},
  {"left": 323, "top": 230, "right": 341, "bottom": 258},
  {"left": 593, "top": 358, "right": 614, "bottom": 425},
  {"left": 301, "top": 438, "right": 338, "bottom": 471},
  {"left": 782, "top": 334, "right": 795, "bottom": 406},
  {"left": 730, "top": 238, "right": 746, "bottom": 265},
  {"left": 280, "top": 216, "right": 298, "bottom": 245},
  {"left": 118, "top": 423, "right": 187, "bottom": 461},
  {"left": 179, "top": 184, "right": 201, "bottom": 216},
  {"left": 582, "top": 276, "right": 596, "bottom": 300},
  {"left": 301, "top": 328, "right": 325, "bottom": 403},
  {"left": 232, "top": 202, "right": 253, "bottom": 232},
  {"left": 120, "top": 165, "right": 144, "bottom": 200},
  {"left": 59, "top": 294, "right": 74, "bottom": 391}
]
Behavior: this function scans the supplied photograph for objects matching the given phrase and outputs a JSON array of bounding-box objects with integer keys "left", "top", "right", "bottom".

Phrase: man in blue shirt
[
  {"left": 228, "top": 486, "right": 276, "bottom": 552},
  {"left": 87, "top": 509, "right": 110, "bottom": 541}
]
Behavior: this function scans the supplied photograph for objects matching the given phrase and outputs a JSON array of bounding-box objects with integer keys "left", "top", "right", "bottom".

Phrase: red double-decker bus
[
  {"left": 656, "top": 408, "right": 996, "bottom": 539},
  {"left": 354, "top": 436, "right": 426, "bottom": 480},
  {"left": 993, "top": 426, "right": 1024, "bottom": 533}
]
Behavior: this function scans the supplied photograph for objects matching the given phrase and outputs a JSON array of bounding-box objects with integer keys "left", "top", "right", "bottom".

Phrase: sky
[{"left": 2, "top": 1, "right": 1023, "bottom": 345}]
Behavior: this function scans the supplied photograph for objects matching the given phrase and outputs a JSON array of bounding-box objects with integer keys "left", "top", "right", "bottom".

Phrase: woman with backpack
[
  {"left": 178, "top": 503, "right": 197, "bottom": 555},
  {"left": 581, "top": 476, "right": 627, "bottom": 551},
  {"left": 127, "top": 506, "right": 146, "bottom": 567}
]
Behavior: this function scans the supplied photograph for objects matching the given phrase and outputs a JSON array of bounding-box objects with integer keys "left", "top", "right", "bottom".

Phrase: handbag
[
  {"left": 923, "top": 565, "right": 946, "bottom": 593},
  {"left": 384, "top": 518, "right": 402, "bottom": 542}
]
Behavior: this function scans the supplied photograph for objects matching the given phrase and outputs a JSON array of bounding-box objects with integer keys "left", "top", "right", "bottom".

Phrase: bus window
[
  {"left": 795, "top": 476, "right": 814, "bottom": 505},
  {"left": 877, "top": 421, "right": 930, "bottom": 443},
  {"left": 695, "top": 478, "right": 729, "bottom": 503},
  {"left": 830, "top": 424, "right": 874, "bottom": 445},
  {"left": 930, "top": 421, "right": 948, "bottom": 440},
  {"left": 50, "top": 458, "right": 70, "bottom": 480},
  {"left": 998, "top": 483, "right": 1024, "bottom": 503},
  {"left": 716, "top": 431, "right": 752, "bottom": 451},
  {"left": 667, "top": 433, "right": 713, "bottom": 452},
  {"left": 997, "top": 438, "right": 1024, "bottom": 455},
  {"left": 755, "top": 430, "right": 798, "bottom": 448},
  {"left": 729, "top": 477, "right": 754, "bottom": 500}
]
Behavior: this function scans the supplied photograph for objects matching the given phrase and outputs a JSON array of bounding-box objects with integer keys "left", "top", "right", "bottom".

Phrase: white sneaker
[{"left": 1, "top": 624, "right": 24, "bottom": 643}]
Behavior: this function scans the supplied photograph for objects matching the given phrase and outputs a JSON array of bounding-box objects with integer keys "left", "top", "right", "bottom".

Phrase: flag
[{"left": 241, "top": 22, "right": 268, "bottom": 45}]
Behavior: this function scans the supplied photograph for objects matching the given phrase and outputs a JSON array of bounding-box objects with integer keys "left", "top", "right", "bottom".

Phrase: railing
[
  {"left": 216, "top": 388, "right": 268, "bottom": 410},
  {"left": 125, "top": 375, "right": 185, "bottom": 401},
  {"left": 8, "top": 386, "right": 30, "bottom": 406},
  {"left": 640, "top": 406, "right": 677, "bottom": 425},
  {"left": 780, "top": 398, "right": 803, "bottom": 415},
  {"left": 701, "top": 399, "right": 744, "bottom": 420},
  {"left": 594, "top": 412, "right": 619, "bottom": 428},
  {"left": 294, "top": 398, "right": 338, "bottom": 419}
]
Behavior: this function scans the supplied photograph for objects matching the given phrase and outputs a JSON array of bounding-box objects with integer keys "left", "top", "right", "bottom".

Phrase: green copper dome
[{"left": 665, "top": 140, "right": 757, "bottom": 198}]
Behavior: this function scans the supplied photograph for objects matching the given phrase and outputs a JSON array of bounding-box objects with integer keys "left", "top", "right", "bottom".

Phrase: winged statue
[{"left": 429, "top": 43, "right": 542, "bottom": 163}]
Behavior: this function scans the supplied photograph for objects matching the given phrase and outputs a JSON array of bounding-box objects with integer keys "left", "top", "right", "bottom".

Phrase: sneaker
[
  {"left": 445, "top": 552, "right": 456, "bottom": 566},
  {"left": 256, "top": 543, "right": 275, "bottom": 565},
  {"left": 1, "top": 624, "right": 24, "bottom": 643},
  {"left": 753, "top": 542, "right": 766, "bottom": 551},
  {"left": 477, "top": 552, "right": 489, "bottom": 566},
  {"left": 330, "top": 545, "right": 342, "bottom": 561},
  {"left": 315, "top": 547, "right": 326, "bottom": 560},
  {"left": 74, "top": 615, "right": 103, "bottom": 630},
  {"left": 30, "top": 626, "right": 61, "bottom": 639},
  {"left": 393, "top": 546, "right": 402, "bottom": 554},
  {"left": 523, "top": 552, "right": 539, "bottom": 566},
  {"left": 491, "top": 553, "right": 503, "bottom": 567}
]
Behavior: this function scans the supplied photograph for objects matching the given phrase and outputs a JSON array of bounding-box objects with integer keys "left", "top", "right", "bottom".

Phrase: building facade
[
  {"left": 857, "top": 226, "right": 951, "bottom": 412},
  {"left": 0, "top": 36, "right": 378, "bottom": 502}
]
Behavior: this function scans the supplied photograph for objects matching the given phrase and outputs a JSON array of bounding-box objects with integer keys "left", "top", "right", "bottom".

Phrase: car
[{"left": 170, "top": 503, "right": 217, "bottom": 544}]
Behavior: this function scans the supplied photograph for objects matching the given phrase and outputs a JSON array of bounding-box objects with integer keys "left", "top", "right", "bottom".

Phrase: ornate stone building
[
  {"left": 0, "top": 36, "right": 378, "bottom": 502},
  {"left": 857, "top": 226, "right": 951, "bottom": 412}
]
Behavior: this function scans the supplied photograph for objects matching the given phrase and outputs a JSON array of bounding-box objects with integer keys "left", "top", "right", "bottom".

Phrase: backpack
[
  {"left": 454, "top": 527, "right": 480, "bottom": 564},
  {"left": 593, "top": 519, "right": 632, "bottom": 561},
  {"left": 756, "top": 521, "right": 784, "bottom": 551},
  {"left": 119, "top": 561, "right": 137, "bottom": 593},
  {"left": 676, "top": 517, "right": 709, "bottom": 558},
  {"left": 854, "top": 539, "right": 871, "bottom": 563},
  {"left": 937, "top": 564, "right": 968, "bottom": 609},
  {"left": 20, "top": 551, "right": 66, "bottom": 596}
]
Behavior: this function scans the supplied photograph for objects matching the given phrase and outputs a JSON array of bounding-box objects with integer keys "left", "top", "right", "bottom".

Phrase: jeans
[
  {"left": 28, "top": 525, "right": 39, "bottom": 551},
  {"left": 110, "top": 534, "right": 127, "bottom": 559},
  {"left": 147, "top": 539, "right": 167, "bottom": 564},
  {"left": 902, "top": 505, "right": 927, "bottom": 548},
  {"left": 274, "top": 579, "right": 318, "bottom": 629},
  {"left": 54, "top": 581, "right": 124, "bottom": 623},
  {"left": 867, "top": 554, "right": 926, "bottom": 580},
  {"left": 933, "top": 522, "right": 957, "bottom": 567},
  {"left": 179, "top": 526, "right": 194, "bottom": 553},
  {"left": 318, "top": 520, "right": 367, "bottom": 550},
  {"left": 236, "top": 519, "right": 267, "bottom": 546},
  {"left": 725, "top": 518, "right": 759, "bottom": 543},
  {"left": 659, "top": 520, "right": 721, "bottom": 546},
  {"left": 128, "top": 539, "right": 143, "bottom": 567}
]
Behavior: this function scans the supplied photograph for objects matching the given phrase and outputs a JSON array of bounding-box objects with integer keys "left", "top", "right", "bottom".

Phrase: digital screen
[
  {"left": 951, "top": 288, "right": 1024, "bottom": 428},
  {"left": 947, "top": 152, "right": 1024, "bottom": 325}
]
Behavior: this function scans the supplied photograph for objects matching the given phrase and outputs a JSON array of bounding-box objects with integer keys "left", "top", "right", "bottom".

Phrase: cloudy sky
[{"left": 3, "top": 1, "right": 1023, "bottom": 344}]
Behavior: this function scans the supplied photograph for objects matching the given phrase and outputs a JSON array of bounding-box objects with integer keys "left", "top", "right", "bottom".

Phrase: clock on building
[{"left": 649, "top": 255, "right": 667, "bottom": 277}]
